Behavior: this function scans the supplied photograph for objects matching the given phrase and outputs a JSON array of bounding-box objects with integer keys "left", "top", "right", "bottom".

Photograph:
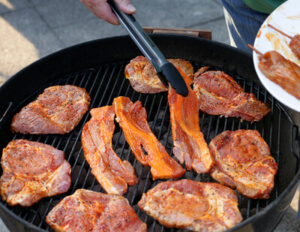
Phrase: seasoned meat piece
[
  {"left": 168, "top": 68, "right": 214, "bottom": 173},
  {"left": 46, "top": 189, "right": 147, "bottom": 232},
  {"left": 81, "top": 106, "right": 138, "bottom": 195},
  {"left": 209, "top": 130, "right": 278, "bottom": 199},
  {"left": 193, "top": 67, "right": 270, "bottom": 122},
  {"left": 0, "top": 139, "right": 71, "bottom": 207},
  {"left": 289, "top": 34, "right": 300, "bottom": 60},
  {"left": 113, "top": 96, "right": 185, "bottom": 180},
  {"left": 168, "top": 58, "right": 194, "bottom": 79},
  {"left": 267, "top": 24, "right": 300, "bottom": 60},
  {"left": 125, "top": 56, "right": 194, "bottom": 93},
  {"left": 11, "top": 85, "right": 91, "bottom": 134},
  {"left": 138, "top": 179, "right": 242, "bottom": 232},
  {"left": 258, "top": 50, "right": 300, "bottom": 100}
]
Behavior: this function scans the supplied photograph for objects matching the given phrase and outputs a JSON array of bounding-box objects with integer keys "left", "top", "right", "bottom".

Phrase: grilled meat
[
  {"left": 209, "top": 130, "right": 278, "bottom": 199},
  {"left": 125, "top": 56, "right": 194, "bottom": 93},
  {"left": 0, "top": 139, "right": 71, "bottom": 207},
  {"left": 267, "top": 24, "right": 300, "bottom": 60},
  {"left": 113, "top": 96, "right": 185, "bottom": 180},
  {"left": 46, "top": 189, "right": 147, "bottom": 232},
  {"left": 289, "top": 34, "right": 300, "bottom": 60},
  {"left": 138, "top": 179, "right": 242, "bottom": 232},
  {"left": 81, "top": 106, "right": 138, "bottom": 195},
  {"left": 193, "top": 67, "right": 270, "bottom": 122},
  {"left": 258, "top": 50, "right": 300, "bottom": 99},
  {"left": 11, "top": 85, "right": 91, "bottom": 134},
  {"left": 168, "top": 68, "right": 214, "bottom": 173}
]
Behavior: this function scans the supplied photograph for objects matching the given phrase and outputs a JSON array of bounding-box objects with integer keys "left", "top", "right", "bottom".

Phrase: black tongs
[{"left": 108, "top": 0, "right": 188, "bottom": 97}]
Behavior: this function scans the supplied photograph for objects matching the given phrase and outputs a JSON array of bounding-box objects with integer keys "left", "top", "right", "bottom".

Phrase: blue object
[{"left": 221, "top": 0, "right": 269, "bottom": 53}]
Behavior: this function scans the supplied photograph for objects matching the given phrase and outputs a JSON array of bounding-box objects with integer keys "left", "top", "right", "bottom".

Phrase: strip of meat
[
  {"left": 125, "top": 56, "right": 194, "bottom": 93},
  {"left": 0, "top": 139, "right": 71, "bottom": 207},
  {"left": 209, "top": 130, "right": 278, "bottom": 199},
  {"left": 11, "top": 85, "right": 91, "bottom": 134},
  {"left": 168, "top": 68, "right": 214, "bottom": 173},
  {"left": 258, "top": 50, "right": 300, "bottom": 100},
  {"left": 81, "top": 106, "right": 138, "bottom": 195},
  {"left": 138, "top": 179, "right": 242, "bottom": 232},
  {"left": 193, "top": 67, "right": 271, "bottom": 122},
  {"left": 113, "top": 96, "right": 185, "bottom": 180},
  {"left": 46, "top": 189, "right": 147, "bottom": 232}
]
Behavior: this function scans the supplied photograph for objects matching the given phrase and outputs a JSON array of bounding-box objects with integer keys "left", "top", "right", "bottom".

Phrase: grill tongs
[{"left": 109, "top": 0, "right": 188, "bottom": 97}]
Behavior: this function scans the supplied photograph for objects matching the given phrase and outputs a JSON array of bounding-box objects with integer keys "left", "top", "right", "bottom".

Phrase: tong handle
[
  {"left": 108, "top": 0, "right": 167, "bottom": 70},
  {"left": 108, "top": 0, "right": 188, "bottom": 96}
]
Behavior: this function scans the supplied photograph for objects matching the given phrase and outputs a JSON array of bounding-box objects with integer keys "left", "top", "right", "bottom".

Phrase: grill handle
[
  {"left": 108, "top": 0, "right": 188, "bottom": 96},
  {"left": 143, "top": 27, "right": 212, "bottom": 40}
]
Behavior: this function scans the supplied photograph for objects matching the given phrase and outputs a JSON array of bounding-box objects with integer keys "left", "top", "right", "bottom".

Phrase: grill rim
[{"left": 0, "top": 34, "right": 299, "bottom": 232}]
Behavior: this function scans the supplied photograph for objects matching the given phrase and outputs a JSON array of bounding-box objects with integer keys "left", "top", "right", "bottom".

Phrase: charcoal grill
[{"left": 0, "top": 35, "right": 299, "bottom": 232}]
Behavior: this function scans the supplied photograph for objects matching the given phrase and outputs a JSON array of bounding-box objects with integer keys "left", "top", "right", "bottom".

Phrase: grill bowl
[{"left": 0, "top": 35, "right": 299, "bottom": 232}]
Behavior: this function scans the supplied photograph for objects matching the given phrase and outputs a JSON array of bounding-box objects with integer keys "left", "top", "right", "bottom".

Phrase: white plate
[{"left": 253, "top": 0, "right": 300, "bottom": 112}]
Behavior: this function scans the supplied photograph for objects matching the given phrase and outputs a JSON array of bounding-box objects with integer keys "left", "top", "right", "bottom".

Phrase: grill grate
[{"left": 0, "top": 60, "right": 298, "bottom": 232}]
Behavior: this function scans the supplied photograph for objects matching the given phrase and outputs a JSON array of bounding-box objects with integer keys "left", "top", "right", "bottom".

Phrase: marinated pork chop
[
  {"left": 168, "top": 68, "right": 214, "bottom": 173},
  {"left": 209, "top": 130, "right": 278, "bottom": 199},
  {"left": 113, "top": 96, "right": 185, "bottom": 180},
  {"left": 138, "top": 179, "right": 242, "bottom": 232},
  {"left": 125, "top": 56, "right": 194, "bottom": 93},
  {"left": 193, "top": 67, "right": 270, "bottom": 122},
  {"left": 46, "top": 189, "right": 147, "bottom": 232},
  {"left": 81, "top": 106, "right": 138, "bottom": 195},
  {"left": 11, "top": 85, "right": 91, "bottom": 134},
  {"left": 258, "top": 50, "right": 300, "bottom": 100},
  {"left": 0, "top": 139, "right": 71, "bottom": 207}
]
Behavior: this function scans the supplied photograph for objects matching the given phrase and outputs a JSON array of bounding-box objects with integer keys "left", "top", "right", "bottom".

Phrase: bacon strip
[
  {"left": 113, "top": 97, "right": 185, "bottom": 180},
  {"left": 81, "top": 106, "right": 138, "bottom": 195},
  {"left": 168, "top": 68, "right": 214, "bottom": 173}
]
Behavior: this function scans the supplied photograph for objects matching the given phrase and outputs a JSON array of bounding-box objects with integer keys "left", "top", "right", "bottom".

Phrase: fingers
[
  {"left": 81, "top": 0, "right": 136, "bottom": 25},
  {"left": 80, "top": 0, "right": 119, "bottom": 25},
  {"left": 114, "top": 0, "right": 136, "bottom": 14}
]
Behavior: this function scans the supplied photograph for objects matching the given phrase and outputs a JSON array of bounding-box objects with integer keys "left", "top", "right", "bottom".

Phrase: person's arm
[{"left": 81, "top": 0, "right": 136, "bottom": 25}]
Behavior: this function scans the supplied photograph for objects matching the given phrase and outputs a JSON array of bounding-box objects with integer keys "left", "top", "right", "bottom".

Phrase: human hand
[{"left": 81, "top": 0, "right": 136, "bottom": 25}]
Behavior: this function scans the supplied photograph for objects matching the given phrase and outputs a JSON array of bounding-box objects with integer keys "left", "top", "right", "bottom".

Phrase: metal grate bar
[{"left": 0, "top": 102, "right": 13, "bottom": 125}]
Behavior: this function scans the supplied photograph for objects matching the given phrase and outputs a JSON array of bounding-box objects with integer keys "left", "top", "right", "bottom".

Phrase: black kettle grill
[{"left": 0, "top": 35, "right": 299, "bottom": 232}]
